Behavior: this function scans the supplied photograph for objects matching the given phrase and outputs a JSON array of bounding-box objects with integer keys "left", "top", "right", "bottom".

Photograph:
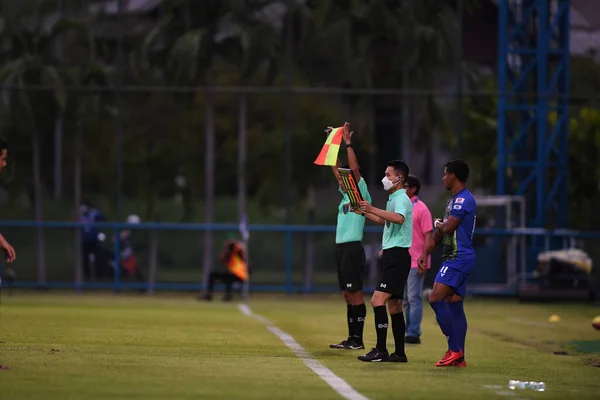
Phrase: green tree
[
  {"left": 444, "top": 67, "right": 498, "bottom": 189},
  {"left": 295, "top": 0, "right": 458, "bottom": 180},
  {"left": 136, "top": 0, "right": 292, "bottom": 283},
  {"left": 0, "top": 7, "right": 85, "bottom": 285}
]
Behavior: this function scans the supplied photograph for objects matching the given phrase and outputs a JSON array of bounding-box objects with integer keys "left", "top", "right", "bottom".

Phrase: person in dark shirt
[{"left": 79, "top": 199, "right": 106, "bottom": 280}]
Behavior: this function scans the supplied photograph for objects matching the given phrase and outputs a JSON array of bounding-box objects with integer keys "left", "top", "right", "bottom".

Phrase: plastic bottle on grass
[{"left": 508, "top": 380, "right": 546, "bottom": 391}]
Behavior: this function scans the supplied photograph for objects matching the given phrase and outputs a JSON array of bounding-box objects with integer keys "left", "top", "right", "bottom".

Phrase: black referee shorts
[
  {"left": 335, "top": 241, "right": 366, "bottom": 292},
  {"left": 377, "top": 247, "right": 411, "bottom": 299}
]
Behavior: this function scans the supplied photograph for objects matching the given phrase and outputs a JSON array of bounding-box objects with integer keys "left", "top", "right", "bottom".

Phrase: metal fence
[{"left": 1, "top": 220, "right": 599, "bottom": 298}]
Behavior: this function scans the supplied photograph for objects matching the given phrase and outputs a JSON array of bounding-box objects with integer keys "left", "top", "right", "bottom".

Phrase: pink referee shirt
[{"left": 409, "top": 196, "right": 433, "bottom": 269}]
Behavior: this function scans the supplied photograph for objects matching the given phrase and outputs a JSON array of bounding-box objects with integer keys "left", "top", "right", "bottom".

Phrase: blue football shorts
[{"left": 434, "top": 258, "right": 476, "bottom": 298}]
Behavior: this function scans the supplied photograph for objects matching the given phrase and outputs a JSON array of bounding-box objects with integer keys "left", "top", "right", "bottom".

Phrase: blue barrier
[{"left": 0, "top": 220, "right": 599, "bottom": 295}]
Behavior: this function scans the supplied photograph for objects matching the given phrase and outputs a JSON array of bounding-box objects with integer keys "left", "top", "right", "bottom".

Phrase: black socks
[
  {"left": 390, "top": 312, "right": 406, "bottom": 357},
  {"left": 373, "top": 305, "right": 388, "bottom": 352},
  {"left": 352, "top": 303, "right": 366, "bottom": 343}
]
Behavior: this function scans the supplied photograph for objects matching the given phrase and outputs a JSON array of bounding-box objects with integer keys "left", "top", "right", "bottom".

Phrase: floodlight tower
[{"left": 497, "top": 0, "right": 570, "bottom": 229}]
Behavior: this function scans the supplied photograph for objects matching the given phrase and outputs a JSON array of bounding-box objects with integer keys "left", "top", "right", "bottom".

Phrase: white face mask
[{"left": 381, "top": 176, "right": 396, "bottom": 191}]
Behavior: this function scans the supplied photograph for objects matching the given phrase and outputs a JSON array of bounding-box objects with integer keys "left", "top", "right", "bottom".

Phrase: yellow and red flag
[
  {"left": 314, "top": 127, "right": 343, "bottom": 166},
  {"left": 228, "top": 252, "right": 249, "bottom": 281}
]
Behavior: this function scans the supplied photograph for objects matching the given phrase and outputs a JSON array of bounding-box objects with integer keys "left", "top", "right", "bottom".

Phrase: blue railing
[{"left": 1, "top": 220, "right": 599, "bottom": 295}]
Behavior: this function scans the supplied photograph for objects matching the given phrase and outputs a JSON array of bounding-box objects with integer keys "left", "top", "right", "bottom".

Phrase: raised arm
[
  {"left": 330, "top": 159, "right": 342, "bottom": 182},
  {"left": 342, "top": 122, "right": 361, "bottom": 183}
]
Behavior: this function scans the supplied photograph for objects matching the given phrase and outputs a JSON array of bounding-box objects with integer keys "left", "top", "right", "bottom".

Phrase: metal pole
[
  {"left": 456, "top": 0, "right": 464, "bottom": 158},
  {"left": 401, "top": 69, "right": 410, "bottom": 164},
  {"left": 284, "top": 13, "right": 293, "bottom": 225},
  {"left": 147, "top": 229, "right": 158, "bottom": 294},
  {"left": 497, "top": 0, "right": 508, "bottom": 197},
  {"left": 202, "top": 68, "right": 215, "bottom": 290},
  {"left": 285, "top": 231, "right": 293, "bottom": 295},
  {"left": 536, "top": 0, "right": 549, "bottom": 228},
  {"left": 238, "top": 93, "right": 250, "bottom": 302},
  {"left": 114, "top": 229, "right": 121, "bottom": 293},
  {"left": 284, "top": 11, "right": 293, "bottom": 294},
  {"left": 115, "top": 0, "right": 124, "bottom": 222},
  {"left": 113, "top": 0, "right": 125, "bottom": 294},
  {"left": 74, "top": 121, "right": 83, "bottom": 290},
  {"left": 558, "top": 0, "right": 570, "bottom": 228}
]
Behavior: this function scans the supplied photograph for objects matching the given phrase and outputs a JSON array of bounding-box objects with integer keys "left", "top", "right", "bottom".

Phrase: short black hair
[
  {"left": 445, "top": 159, "right": 470, "bottom": 182},
  {"left": 404, "top": 175, "right": 421, "bottom": 195},
  {"left": 387, "top": 160, "right": 409, "bottom": 178},
  {"left": 0, "top": 138, "right": 7, "bottom": 152}
]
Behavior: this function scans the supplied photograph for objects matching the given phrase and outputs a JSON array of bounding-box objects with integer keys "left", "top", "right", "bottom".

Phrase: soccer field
[{"left": 0, "top": 292, "right": 599, "bottom": 400}]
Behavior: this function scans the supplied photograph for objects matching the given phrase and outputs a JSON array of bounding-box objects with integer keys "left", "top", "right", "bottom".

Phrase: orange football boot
[
  {"left": 452, "top": 356, "right": 467, "bottom": 367},
  {"left": 435, "top": 349, "right": 464, "bottom": 367}
]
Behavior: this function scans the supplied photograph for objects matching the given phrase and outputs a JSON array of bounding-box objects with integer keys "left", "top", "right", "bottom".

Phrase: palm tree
[
  {"left": 296, "top": 0, "right": 458, "bottom": 178},
  {"left": 137, "top": 0, "right": 284, "bottom": 287},
  {"left": 69, "top": 61, "right": 115, "bottom": 287},
  {"left": 0, "top": 9, "right": 92, "bottom": 286}
]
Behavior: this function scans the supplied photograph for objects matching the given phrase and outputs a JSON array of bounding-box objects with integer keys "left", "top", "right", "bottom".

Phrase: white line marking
[
  {"left": 238, "top": 303, "right": 252, "bottom": 316},
  {"left": 238, "top": 303, "right": 369, "bottom": 400}
]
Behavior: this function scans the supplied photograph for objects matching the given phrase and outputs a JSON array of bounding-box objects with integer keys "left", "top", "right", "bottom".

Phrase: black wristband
[
  {"left": 346, "top": 143, "right": 353, "bottom": 148},
  {"left": 361, "top": 212, "right": 365, "bottom": 217}
]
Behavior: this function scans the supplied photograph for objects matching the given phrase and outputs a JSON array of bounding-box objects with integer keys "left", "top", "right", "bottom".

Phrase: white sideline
[{"left": 238, "top": 303, "right": 369, "bottom": 400}]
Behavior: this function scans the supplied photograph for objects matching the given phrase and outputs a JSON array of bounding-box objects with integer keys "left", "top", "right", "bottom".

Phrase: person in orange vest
[{"left": 201, "top": 234, "right": 249, "bottom": 302}]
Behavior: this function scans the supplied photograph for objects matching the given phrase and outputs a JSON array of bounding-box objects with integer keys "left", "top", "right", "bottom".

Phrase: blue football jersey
[{"left": 441, "top": 189, "right": 476, "bottom": 262}]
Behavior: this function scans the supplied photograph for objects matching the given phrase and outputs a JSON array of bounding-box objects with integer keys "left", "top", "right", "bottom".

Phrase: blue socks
[
  {"left": 448, "top": 300, "right": 467, "bottom": 354},
  {"left": 430, "top": 300, "right": 460, "bottom": 352}
]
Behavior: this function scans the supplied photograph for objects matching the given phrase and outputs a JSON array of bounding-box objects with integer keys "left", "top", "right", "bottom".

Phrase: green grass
[{"left": 1, "top": 292, "right": 599, "bottom": 399}]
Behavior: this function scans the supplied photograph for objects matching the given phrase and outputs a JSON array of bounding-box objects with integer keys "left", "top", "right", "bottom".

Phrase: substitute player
[
  {"left": 419, "top": 159, "right": 476, "bottom": 367},
  {"left": 328, "top": 122, "right": 371, "bottom": 351},
  {"left": 357, "top": 160, "right": 412, "bottom": 363}
]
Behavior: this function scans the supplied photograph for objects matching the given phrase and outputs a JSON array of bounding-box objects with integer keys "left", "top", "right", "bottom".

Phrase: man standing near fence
[
  {"left": 419, "top": 159, "right": 476, "bottom": 367},
  {"left": 357, "top": 160, "right": 412, "bottom": 363},
  {"left": 78, "top": 199, "right": 106, "bottom": 280},
  {"left": 328, "top": 122, "right": 371, "bottom": 351},
  {"left": 403, "top": 175, "right": 433, "bottom": 344}
]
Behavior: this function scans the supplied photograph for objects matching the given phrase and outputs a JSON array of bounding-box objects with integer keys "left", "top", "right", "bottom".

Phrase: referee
[
  {"left": 358, "top": 160, "right": 412, "bottom": 363},
  {"left": 328, "top": 122, "right": 372, "bottom": 351}
]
